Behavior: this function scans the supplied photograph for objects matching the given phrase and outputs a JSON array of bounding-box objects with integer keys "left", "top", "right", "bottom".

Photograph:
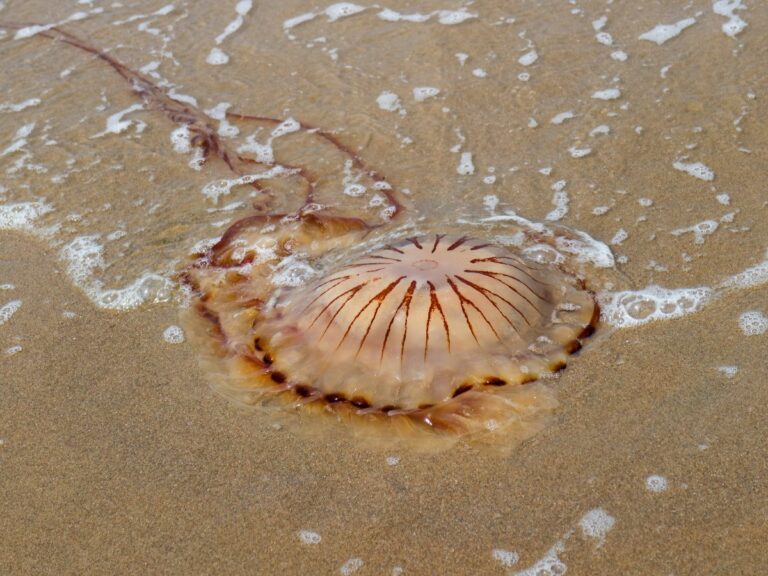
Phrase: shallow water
[{"left": 1, "top": 1, "right": 766, "bottom": 574}]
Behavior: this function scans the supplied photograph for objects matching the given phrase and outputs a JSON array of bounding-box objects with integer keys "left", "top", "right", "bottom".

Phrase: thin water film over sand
[{"left": 1, "top": 0, "right": 767, "bottom": 574}]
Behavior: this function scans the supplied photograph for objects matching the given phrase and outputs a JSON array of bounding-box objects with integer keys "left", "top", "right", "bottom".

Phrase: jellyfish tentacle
[{"left": 0, "top": 21, "right": 406, "bottom": 227}]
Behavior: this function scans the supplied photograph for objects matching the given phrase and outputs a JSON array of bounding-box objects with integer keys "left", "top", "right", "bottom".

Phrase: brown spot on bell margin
[
  {"left": 564, "top": 340, "right": 582, "bottom": 354},
  {"left": 324, "top": 393, "right": 346, "bottom": 403},
  {"left": 253, "top": 337, "right": 263, "bottom": 351},
  {"left": 484, "top": 377, "right": 506, "bottom": 387},
  {"left": 452, "top": 384, "right": 473, "bottom": 397},
  {"left": 270, "top": 371, "right": 287, "bottom": 383},
  {"left": 350, "top": 397, "right": 371, "bottom": 409},
  {"left": 263, "top": 353, "right": 273, "bottom": 365},
  {"left": 551, "top": 361, "right": 567, "bottom": 373},
  {"left": 294, "top": 385, "right": 312, "bottom": 397},
  {"left": 380, "top": 405, "right": 397, "bottom": 414}
]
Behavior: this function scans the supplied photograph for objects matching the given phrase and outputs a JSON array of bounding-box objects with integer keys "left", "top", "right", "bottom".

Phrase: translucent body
[{"left": 184, "top": 215, "right": 598, "bottom": 437}]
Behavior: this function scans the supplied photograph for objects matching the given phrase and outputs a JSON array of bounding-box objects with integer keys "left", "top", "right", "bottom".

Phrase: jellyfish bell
[{"left": 183, "top": 215, "right": 598, "bottom": 446}]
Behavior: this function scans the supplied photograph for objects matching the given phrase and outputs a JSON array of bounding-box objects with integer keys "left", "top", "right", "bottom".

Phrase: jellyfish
[{"left": 183, "top": 214, "right": 598, "bottom": 439}]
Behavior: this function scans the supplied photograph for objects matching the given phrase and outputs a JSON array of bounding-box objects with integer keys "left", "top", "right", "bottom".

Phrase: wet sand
[{"left": 1, "top": 1, "right": 767, "bottom": 574}]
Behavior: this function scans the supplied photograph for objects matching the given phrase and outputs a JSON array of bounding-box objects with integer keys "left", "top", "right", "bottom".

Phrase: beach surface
[{"left": 1, "top": 1, "right": 766, "bottom": 574}]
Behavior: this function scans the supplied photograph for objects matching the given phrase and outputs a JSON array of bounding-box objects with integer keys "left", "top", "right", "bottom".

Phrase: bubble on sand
[
  {"left": 163, "top": 325, "right": 185, "bottom": 344},
  {"left": 592, "top": 88, "right": 621, "bottom": 100},
  {"left": 645, "top": 475, "right": 668, "bottom": 493},
  {"left": 376, "top": 91, "right": 402, "bottom": 112},
  {"left": 550, "top": 111, "right": 574, "bottom": 125},
  {"left": 386, "top": 455, "right": 400, "bottom": 466},
  {"left": 298, "top": 529, "right": 322, "bottom": 545},
  {"left": 457, "top": 152, "right": 475, "bottom": 175},
  {"left": 611, "top": 50, "right": 628, "bottom": 61},
  {"left": 413, "top": 87, "right": 440, "bottom": 102},
  {"left": 638, "top": 17, "right": 697, "bottom": 45},
  {"left": 598, "top": 286, "right": 712, "bottom": 328},
  {"left": 492, "top": 548, "right": 520, "bottom": 567},
  {"left": 713, "top": 0, "right": 747, "bottom": 38},
  {"left": 518, "top": 50, "right": 538, "bottom": 66},
  {"left": 340, "top": 558, "right": 364, "bottom": 575},
  {"left": 206, "top": 47, "right": 230, "bottom": 65},
  {"left": 672, "top": 160, "right": 715, "bottom": 181},
  {"left": 578, "top": 508, "right": 615, "bottom": 547},
  {"left": 717, "top": 365, "right": 738, "bottom": 378},
  {"left": 5, "top": 345, "right": 22, "bottom": 355},
  {"left": 0, "top": 299, "right": 21, "bottom": 326},
  {"left": 738, "top": 310, "right": 767, "bottom": 336},
  {"left": 512, "top": 540, "right": 567, "bottom": 576},
  {"left": 0, "top": 201, "right": 54, "bottom": 232}
]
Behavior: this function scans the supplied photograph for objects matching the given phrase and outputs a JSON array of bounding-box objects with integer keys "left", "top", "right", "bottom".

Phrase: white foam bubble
[
  {"left": 413, "top": 87, "right": 440, "bottom": 102},
  {"left": 0, "top": 98, "right": 41, "bottom": 113},
  {"left": 718, "top": 251, "right": 768, "bottom": 290},
  {"left": 512, "top": 540, "right": 567, "bottom": 576},
  {"left": 472, "top": 68, "right": 487, "bottom": 78},
  {"left": 325, "top": 2, "right": 366, "bottom": 22},
  {"left": 672, "top": 219, "right": 720, "bottom": 245},
  {"left": 0, "top": 201, "right": 53, "bottom": 231},
  {"left": 518, "top": 50, "right": 538, "bottom": 66},
  {"left": 595, "top": 31, "right": 613, "bottom": 46},
  {"left": 718, "top": 365, "right": 738, "bottom": 378},
  {"left": 672, "top": 160, "right": 715, "bottom": 181},
  {"left": 386, "top": 455, "right": 400, "bottom": 466},
  {"left": 436, "top": 9, "right": 477, "bottom": 25},
  {"left": 611, "top": 228, "right": 628, "bottom": 245},
  {"left": 550, "top": 111, "right": 574, "bottom": 125},
  {"left": 545, "top": 180, "right": 569, "bottom": 222},
  {"left": 163, "top": 325, "right": 185, "bottom": 344},
  {"left": 206, "top": 47, "right": 230, "bottom": 65},
  {"left": 5, "top": 345, "right": 22, "bottom": 355},
  {"left": 645, "top": 475, "right": 668, "bottom": 493},
  {"left": 377, "top": 8, "right": 429, "bottom": 23},
  {"left": 592, "top": 88, "right": 621, "bottom": 100},
  {"left": 712, "top": 0, "right": 747, "bottom": 38},
  {"left": 376, "top": 90, "right": 402, "bottom": 112},
  {"left": 202, "top": 166, "right": 296, "bottom": 203},
  {"left": 738, "top": 310, "right": 767, "bottom": 336},
  {"left": 592, "top": 16, "right": 607, "bottom": 31},
  {"left": 578, "top": 508, "right": 616, "bottom": 547},
  {"left": 60, "top": 236, "right": 173, "bottom": 310},
  {"left": 298, "top": 529, "right": 322, "bottom": 545},
  {"left": 611, "top": 50, "right": 628, "bottom": 62},
  {"left": 457, "top": 152, "right": 475, "bottom": 175},
  {"left": 92, "top": 103, "right": 146, "bottom": 138},
  {"left": 212, "top": 0, "right": 252, "bottom": 52},
  {"left": 283, "top": 12, "right": 317, "bottom": 30},
  {"left": 170, "top": 125, "right": 192, "bottom": 154},
  {"left": 0, "top": 299, "right": 21, "bottom": 326},
  {"left": 14, "top": 8, "right": 94, "bottom": 39},
  {"left": 599, "top": 286, "right": 712, "bottom": 328},
  {"left": 568, "top": 146, "right": 592, "bottom": 158},
  {"left": 340, "top": 558, "right": 364, "bottom": 575},
  {"left": 638, "top": 17, "right": 697, "bottom": 45},
  {"left": 716, "top": 193, "right": 730, "bottom": 205},
  {"left": 492, "top": 549, "right": 520, "bottom": 568},
  {"left": 1, "top": 122, "right": 35, "bottom": 159},
  {"left": 590, "top": 124, "right": 610, "bottom": 136}
]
